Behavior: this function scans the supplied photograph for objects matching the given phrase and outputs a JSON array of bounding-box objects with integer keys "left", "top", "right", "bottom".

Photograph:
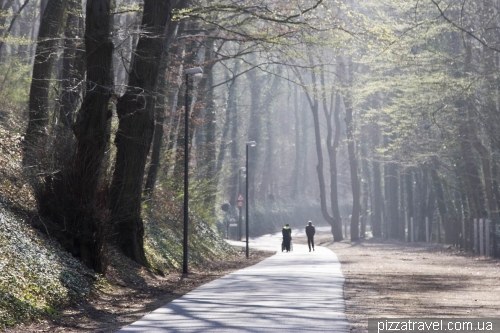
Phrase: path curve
[{"left": 117, "top": 228, "right": 348, "bottom": 332}]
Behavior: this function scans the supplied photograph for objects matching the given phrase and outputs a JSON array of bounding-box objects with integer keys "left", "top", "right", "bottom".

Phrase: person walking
[
  {"left": 282, "top": 224, "right": 292, "bottom": 252},
  {"left": 305, "top": 221, "right": 315, "bottom": 252}
]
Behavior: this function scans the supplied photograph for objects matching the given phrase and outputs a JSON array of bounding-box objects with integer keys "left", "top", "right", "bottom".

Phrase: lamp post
[
  {"left": 183, "top": 67, "right": 203, "bottom": 275},
  {"left": 245, "top": 141, "right": 257, "bottom": 259}
]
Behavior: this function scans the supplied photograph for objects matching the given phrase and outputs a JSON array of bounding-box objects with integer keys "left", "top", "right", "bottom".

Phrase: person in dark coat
[
  {"left": 282, "top": 224, "right": 292, "bottom": 252},
  {"left": 305, "top": 221, "right": 315, "bottom": 252}
]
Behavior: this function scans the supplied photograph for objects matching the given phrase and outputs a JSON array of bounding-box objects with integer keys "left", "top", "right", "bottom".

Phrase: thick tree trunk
[
  {"left": 58, "top": 2, "right": 84, "bottom": 128},
  {"left": 23, "top": 0, "right": 67, "bottom": 171},
  {"left": 55, "top": 0, "right": 84, "bottom": 166},
  {"left": 143, "top": 22, "right": 181, "bottom": 195},
  {"left": 68, "top": 0, "right": 114, "bottom": 272},
  {"left": 110, "top": 0, "right": 173, "bottom": 265}
]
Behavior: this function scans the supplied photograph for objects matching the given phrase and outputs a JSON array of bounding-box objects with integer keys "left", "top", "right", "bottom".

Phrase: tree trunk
[
  {"left": 405, "top": 168, "right": 413, "bottom": 242},
  {"left": 260, "top": 74, "right": 280, "bottom": 197},
  {"left": 23, "top": 0, "right": 67, "bottom": 171},
  {"left": 110, "top": 0, "right": 173, "bottom": 265},
  {"left": 55, "top": 0, "right": 84, "bottom": 166},
  {"left": 227, "top": 58, "right": 241, "bottom": 206},
  {"left": 299, "top": 94, "right": 310, "bottom": 195},
  {"left": 68, "top": 0, "right": 114, "bottom": 272},
  {"left": 473, "top": 136, "right": 498, "bottom": 221},
  {"left": 418, "top": 167, "right": 429, "bottom": 242},
  {"left": 216, "top": 57, "right": 240, "bottom": 206},
  {"left": 246, "top": 69, "right": 264, "bottom": 206},
  {"left": 328, "top": 93, "right": 343, "bottom": 240},
  {"left": 143, "top": 22, "right": 181, "bottom": 195},
  {"left": 360, "top": 138, "right": 371, "bottom": 239},
  {"left": 290, "top": 85, "right": 300, "bottom": 199},
  {"left": 385, "top": 161, "right": 399, "bottom": 239},
  {"left": 371, "top": 124, "right": 383, "bottom": 237}
]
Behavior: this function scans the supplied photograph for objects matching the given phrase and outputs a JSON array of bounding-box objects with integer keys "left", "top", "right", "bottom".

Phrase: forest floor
[
  {"left": 2, "top": 249, "right": 273, "bottom": 333},
  {"left": 295, "top": 232, "right": 500, "bottom": 333}
]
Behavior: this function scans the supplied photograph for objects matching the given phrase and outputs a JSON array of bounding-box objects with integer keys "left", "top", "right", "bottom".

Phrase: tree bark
[
  {"left": 343, "top": 91, "right": 360, "bottom": 241},
  {"left": 385, "top": 161, "right": 399, "bottom": 239},
  {"left": 371, "top": 124, "right": 383, "bottom": 237},
  {"left": 23, "top": 0, "right": 67, "bottom": 171},
  {"left": 290, "top": 85, "right": 300, "bottom": 199},
  {"left": 328, "top": 92, "right": 343, "bottom": 240},
  {"left": 360, "top": 138, "right": 371, "bottom": 239},
  {"left": 245, "top": 69, "right": 264, "bottom": 206},
  {"left": 143, "top": 21, "right": 181, "bottom": 195},
  {"left": 68, "top": 0, "right": 114, "bottom": 272},
  {"left": 110, "top": 0, "right": 173, "bottom": 265}
]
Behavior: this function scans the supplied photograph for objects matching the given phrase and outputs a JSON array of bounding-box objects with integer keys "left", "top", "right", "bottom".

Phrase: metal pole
[
  {"left": 425, "top": 217, "right": 429, "bottom": 243},
  {"left": 238, "top": 169, "right": 241, "bottom": 241},
  {"left": 183, "top": 74, "right": 189, "bottom": 274},
  {"left": 245, "top": 144, "right": 249, "bottom": 259},
  {"left": 410, "top": 217, "right": 414, "bottom": 243}
]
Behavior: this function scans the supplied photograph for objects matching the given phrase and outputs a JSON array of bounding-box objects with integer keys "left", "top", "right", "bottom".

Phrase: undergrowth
[
  {"left": 143, "top": 196, "right": 237, "bottom": 274},
  {"left": 0, "top": 203, "right": 99, "bottom": 329}
]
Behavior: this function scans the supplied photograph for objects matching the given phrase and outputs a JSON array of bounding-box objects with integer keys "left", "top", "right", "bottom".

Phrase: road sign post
[{"left": 237, "top": 194, "right": 244, "bottom": 241}]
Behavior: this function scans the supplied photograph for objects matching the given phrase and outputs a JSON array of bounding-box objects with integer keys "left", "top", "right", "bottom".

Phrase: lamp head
[
  {"left": 185, "top": 67, "right": 204, "bottom": 75},
  {"left": 246, "top": 141, "right": 257, "bottom": 147}
]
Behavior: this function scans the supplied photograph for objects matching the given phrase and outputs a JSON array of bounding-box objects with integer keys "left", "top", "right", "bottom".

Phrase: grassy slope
[{"left": 0, "top": 114, "right": 237, "bottom": 329}]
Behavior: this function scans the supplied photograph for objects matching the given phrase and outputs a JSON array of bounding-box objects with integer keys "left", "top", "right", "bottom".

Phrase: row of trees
[
  {"left": 3, "top": 0, "right": 500, "bottom": 272},
  {"left": 306, "top": 0, "right": 500, "bottom": 256},
  {"left": 8, "top": 0, "right": 333, "bottom": 272}
]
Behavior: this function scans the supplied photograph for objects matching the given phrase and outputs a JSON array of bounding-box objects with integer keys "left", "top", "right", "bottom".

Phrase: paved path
[{"left": 117, "top": 227, "right": 348, "bottom": 332}]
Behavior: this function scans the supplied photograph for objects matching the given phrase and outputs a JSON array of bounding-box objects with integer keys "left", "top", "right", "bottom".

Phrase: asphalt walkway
[{"left": 117, "top": 228, "right": 349, "bottom": 332}]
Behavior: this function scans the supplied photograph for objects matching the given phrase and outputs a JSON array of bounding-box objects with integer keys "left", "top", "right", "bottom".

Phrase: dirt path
[{"left": 295, "top": 231, "right": 500, "bottom": 333}]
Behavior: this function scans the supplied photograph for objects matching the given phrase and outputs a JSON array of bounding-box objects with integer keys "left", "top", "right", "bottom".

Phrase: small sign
[
  {"left": 237, "top": 194, "right": 244, "bottom": 207},
  {"left": 229, "top": 223, "right": 238, "bottom": 227}
]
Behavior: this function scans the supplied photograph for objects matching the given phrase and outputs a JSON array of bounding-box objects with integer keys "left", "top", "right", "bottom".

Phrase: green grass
[{"left": 144, "top": 217, "right": 237, "bottom": 274}]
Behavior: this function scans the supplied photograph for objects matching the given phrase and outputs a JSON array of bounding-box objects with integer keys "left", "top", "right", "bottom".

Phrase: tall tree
[
  {"left": 23, "top": 0, "right": 67, "bottom": 171},
  {"left": 110, "top": 0, "right": 175, "bottom": 265}
]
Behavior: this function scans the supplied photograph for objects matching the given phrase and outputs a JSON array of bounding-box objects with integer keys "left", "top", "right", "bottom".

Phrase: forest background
[{"left": 1, "top": 0, "right": 500, "bottom": 328}]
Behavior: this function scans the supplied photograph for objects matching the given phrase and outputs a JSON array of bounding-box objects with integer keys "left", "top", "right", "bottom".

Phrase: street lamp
[
  {"left": 183, "top": 66, "right": 203, "bottom": 275},
  {"left": 245, "top": 141, "right": 257, "bottom": 259}
]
